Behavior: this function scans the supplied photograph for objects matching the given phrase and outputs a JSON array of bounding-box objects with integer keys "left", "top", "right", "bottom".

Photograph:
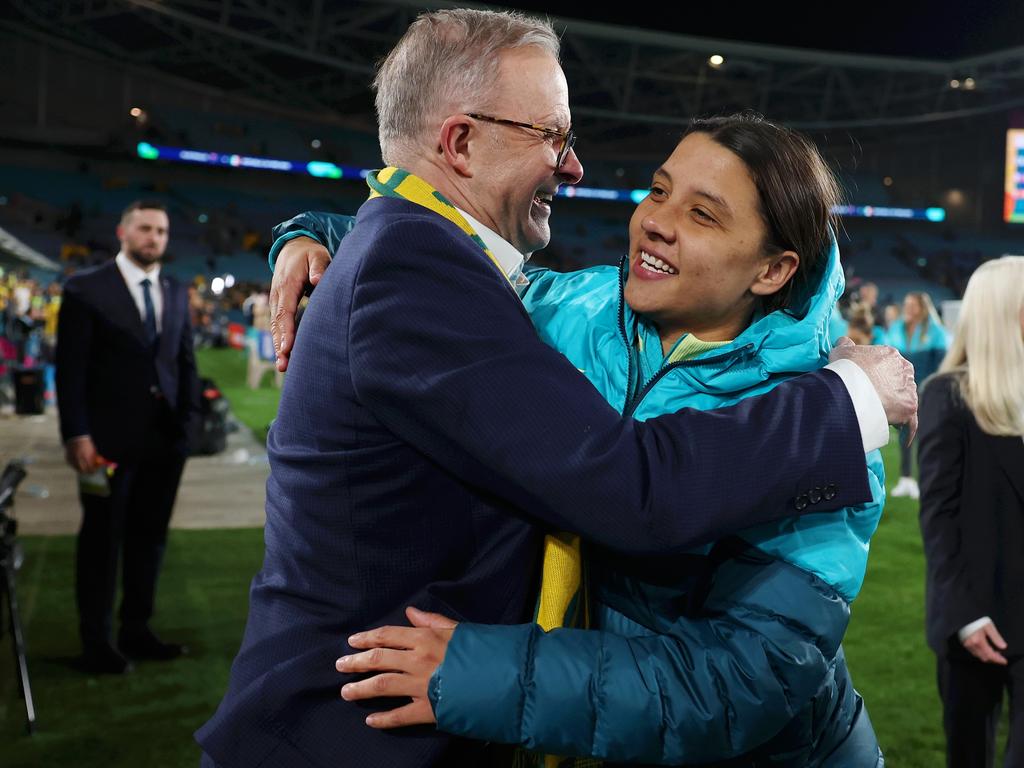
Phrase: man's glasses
[{"left": 466, "top": 113, "right": 577, "bottom": 169}]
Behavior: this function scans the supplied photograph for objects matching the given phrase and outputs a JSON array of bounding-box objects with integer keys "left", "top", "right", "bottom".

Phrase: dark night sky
[{"left": 515, "top": 0, "right": 1024, "bottom": 59}]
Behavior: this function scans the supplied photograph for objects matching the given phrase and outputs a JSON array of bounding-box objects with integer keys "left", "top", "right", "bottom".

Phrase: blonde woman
[
  {"left": 918, "top": 256, "right": 1024, "bottom": 768},
  {"left": 888, "top": 290, "right": 948, "bottom": 498}
]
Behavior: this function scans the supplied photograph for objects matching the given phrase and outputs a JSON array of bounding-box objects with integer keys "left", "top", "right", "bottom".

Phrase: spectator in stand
[
  {"left": 887, "top": 291, "right": 948, "bottom": 499},
  {"left": 918, "top": 256, "right": 1024, "bottom": 768},
  {"left": 846, "top": 302, "right": 876, "bottom": 346},
  {"left": 856, "top": 281, "right": 887, "bottom": 343},
  {"left": 883, "top": 302, "right": 900, "bottom": 329}
]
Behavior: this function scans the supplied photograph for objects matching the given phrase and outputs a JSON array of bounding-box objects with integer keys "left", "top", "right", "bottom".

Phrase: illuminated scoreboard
[{"left": 1005, "top": 129, "right": 1024, "bottom": 223}]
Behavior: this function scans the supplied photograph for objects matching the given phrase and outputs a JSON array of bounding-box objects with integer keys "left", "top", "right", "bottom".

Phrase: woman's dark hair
[{"left": 682, "top": 112, "right": 841, "bottom": 312}]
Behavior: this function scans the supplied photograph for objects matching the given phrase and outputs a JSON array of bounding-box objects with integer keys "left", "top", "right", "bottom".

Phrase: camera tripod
[{"left": 0, "top": 461, "right": 36, "bottom": 734}]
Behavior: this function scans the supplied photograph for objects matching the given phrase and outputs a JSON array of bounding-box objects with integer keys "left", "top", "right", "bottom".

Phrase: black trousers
[
  {"left": 937, "top": 649, "right": 1024, "bottom": 768},
  {"left": 76, "top": 446, "right": 186, "bottom": 650}
]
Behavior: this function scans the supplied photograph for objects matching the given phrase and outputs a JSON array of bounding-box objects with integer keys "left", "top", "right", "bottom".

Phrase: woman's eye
[
  {"left": 693, "top": 208, "right": 716, "bottom": 223},
  {"left": 648, "top": 185, "right": 667, "bottom": 198}
]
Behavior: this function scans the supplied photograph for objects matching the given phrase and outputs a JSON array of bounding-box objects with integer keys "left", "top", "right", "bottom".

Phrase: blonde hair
[
  {"left": 939, "top": 256, "right": 1024, "bottom": 436},
  {"left": 372, "top": 9, "right": 560, "bottom": 166},
  {"left": 905, "top": 291, "right": 939, "bottom": 345}
]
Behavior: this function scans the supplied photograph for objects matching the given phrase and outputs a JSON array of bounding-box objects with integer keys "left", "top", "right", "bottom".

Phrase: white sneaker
[{"left": 891, "top": 476, "right": 920, "bottom": 499}]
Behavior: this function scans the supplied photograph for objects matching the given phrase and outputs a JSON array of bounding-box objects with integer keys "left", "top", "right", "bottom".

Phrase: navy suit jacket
[
  {"left": 197, "top": 197, "right": 872, "bottom": 768},
  {"left": 55, "top": 259, "right": 198, "bottom": 460}
]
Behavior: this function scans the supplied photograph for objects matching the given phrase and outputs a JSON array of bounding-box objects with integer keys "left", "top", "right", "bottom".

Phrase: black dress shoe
[
  {"left": 118, "top": 627, "right": 187, "bottom": 661},
  {"left": 81, "top": 643, "right": 134, "bottom": 675}
]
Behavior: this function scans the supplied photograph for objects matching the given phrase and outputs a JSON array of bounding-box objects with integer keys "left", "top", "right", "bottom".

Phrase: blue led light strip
[{"left": 137, "top": 142, "right": 945, "bottom": 222}]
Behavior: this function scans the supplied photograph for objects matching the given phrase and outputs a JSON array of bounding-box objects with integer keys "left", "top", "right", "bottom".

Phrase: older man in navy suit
[
  {"left": 198, "top": 9, "right": 916, "bottom": 768},
  {"left": 56, "top": 200, "right": 199, "bottom": 675}
]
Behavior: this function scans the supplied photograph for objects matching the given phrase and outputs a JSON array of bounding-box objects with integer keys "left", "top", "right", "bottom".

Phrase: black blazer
[
  {"left": 197, "top": 197, "right": 872, "bottom": 768},
  {"left": 55, "top": 259, "right": 199, "bottom": 461},
  {"left": 919, "top": 371, "right": 1024, "bottom": 655}
]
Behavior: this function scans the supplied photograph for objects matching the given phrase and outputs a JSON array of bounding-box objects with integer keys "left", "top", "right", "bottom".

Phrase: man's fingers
[
  {"left": 406, "top": 606, "right": 458, "bottom": 630},
  {"left": 309, "top": 252, "right": 331, "bottom": 285},
  {"left": 834, "top": 336, "right": 855, "bottom": 349},
  {"left": 348, "top": 626, "right": 418, "bottom": 650},
  {"left": 336, "top": 647, "right": 408, "bottom": 674},
  {"left": 906, "top": 412, "right": 919, "bottom": 444},
  {"left": 364, "top": 701, "right": 434, "bottom": 729},
  {"left": 340, "top": 672, "right": 418, "bottom": 702}
]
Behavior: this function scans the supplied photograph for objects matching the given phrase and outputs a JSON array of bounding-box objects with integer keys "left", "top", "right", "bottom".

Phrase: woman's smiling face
[{"left": 624, "top": 132, "right": 792, "bottom": 342}]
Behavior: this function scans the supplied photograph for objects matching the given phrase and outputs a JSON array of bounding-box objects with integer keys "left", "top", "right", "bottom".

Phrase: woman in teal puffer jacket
[{"left": 274, "top": 114, "right": 886, "bottom": 766}]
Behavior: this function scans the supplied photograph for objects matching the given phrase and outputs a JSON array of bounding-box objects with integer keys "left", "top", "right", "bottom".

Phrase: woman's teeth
[{"left": 640, "top": 251, "right": 677, "bottom": 275}]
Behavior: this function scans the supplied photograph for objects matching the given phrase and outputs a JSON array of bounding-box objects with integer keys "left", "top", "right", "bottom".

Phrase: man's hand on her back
[
  {"left": 829, "top": 337, "right": 919, "bottom": 440},
  {"left": 269, "top": 237, "right": 333, "bottom": 372}
]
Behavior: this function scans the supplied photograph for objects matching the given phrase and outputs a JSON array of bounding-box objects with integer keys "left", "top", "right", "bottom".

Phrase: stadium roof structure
[
  {"left": 4, "top": 0, "right": 1024, "bottom": 152},
  {"left": 0, "top": 227, "right": 61, "bottom": 272}
]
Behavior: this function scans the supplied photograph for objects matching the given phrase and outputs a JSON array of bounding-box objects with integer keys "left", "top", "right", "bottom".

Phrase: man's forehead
[
  {"left": 493, "top": 48, "right": 571, "bottom": 126},
  {"left": 129, "top": 209, "right": 169, "bottom": 227}
]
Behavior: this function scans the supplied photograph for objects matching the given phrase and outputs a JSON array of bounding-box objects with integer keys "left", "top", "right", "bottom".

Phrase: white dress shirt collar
[
  {"left": 115, "top": 250, "right": 161, "bottom": 285},
  {"left": 457, "top": 209, "right": 530, "bottom": 295},
  {"left": 115, "top": 251, "right": 163, "bottom": 332}
]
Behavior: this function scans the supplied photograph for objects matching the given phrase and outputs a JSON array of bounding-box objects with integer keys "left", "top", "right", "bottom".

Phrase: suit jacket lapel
[
  {"left": 158, "top": 276, "right": 179, "bottom": 359},
  {"left": 992, "top": 433, "right": 1024, "bottom": 504},
  {"left": 100, "top": 261, "right": 149, "bottom": 348}
]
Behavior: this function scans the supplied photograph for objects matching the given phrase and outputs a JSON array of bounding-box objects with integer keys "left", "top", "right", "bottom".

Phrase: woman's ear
[
  {"left": 437, "top": 115, "right": 476, "bottom": 178},
  {"left": 750, "top": 250, "right": 800, "bottom": 298}
]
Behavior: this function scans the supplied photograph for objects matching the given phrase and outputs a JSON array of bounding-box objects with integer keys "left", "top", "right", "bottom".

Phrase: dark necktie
[{"left": 140, "top": 277, "right": 158, "bottom": 348}]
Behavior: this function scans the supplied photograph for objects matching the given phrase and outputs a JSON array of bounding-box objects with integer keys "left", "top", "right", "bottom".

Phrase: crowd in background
[{"left": 0, "top": 265, "right": 272, "bottom": 410}]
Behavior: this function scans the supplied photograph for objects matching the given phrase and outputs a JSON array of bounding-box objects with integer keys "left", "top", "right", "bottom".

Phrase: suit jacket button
[
  {"left": 824, "top": 484, "right": 837, "bottom": 500},
  {"left": 795, "top": 494, "right": 809, "bottom": 511},
  {"left": 809, "top": 487, "right": 822, "bottom": 504}
]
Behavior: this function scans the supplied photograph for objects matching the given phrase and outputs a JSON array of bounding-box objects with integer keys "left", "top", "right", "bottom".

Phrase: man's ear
[
  {"left": 750, "top": 250, "right": 800, "bottom": 298},
  {"left": 115, "top": 224, "right": 125, "bottom": 242},
  {"left": 437, "top": 115, "right": 476, "bottom": 178}
]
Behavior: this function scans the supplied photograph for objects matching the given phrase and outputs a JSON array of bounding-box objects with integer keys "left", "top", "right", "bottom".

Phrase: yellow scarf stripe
[
  {"left": 365, "top": 167, "right": 511, "bottom": 289},
  {"left": 536, "top": 532, "right": 583, "bottom": 632},
  {"left": 666, "top": 334, "right": 730, "bottom": 364},
  {"left": 367, "top": 166, "right": 596, "bottom": 768}
]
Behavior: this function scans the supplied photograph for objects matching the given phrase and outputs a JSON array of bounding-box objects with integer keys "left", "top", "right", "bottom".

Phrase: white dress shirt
[
  {"left": 115, "top": 250, "right": 163, "bottom": 333},
  {"left": 456, "top": 210, "right": 889, "bottom": 454}
]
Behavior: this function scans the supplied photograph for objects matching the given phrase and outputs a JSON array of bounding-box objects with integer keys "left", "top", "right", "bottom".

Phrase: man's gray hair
[{"left": 373, "top": 9, "right": 560, "bottom": 166}]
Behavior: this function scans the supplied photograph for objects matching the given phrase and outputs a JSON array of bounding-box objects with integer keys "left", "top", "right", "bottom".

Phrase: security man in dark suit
[{"left": 56, "top": 199, "right": 200, "bottom": 674}]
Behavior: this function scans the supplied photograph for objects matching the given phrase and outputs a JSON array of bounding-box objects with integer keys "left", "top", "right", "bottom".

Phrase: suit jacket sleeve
[
  {"left": 918, "top": 373, "right": 978, "bottom": 642},
  {"left": 55, "top": 278, "right": 94, "bottom": 442},
  {"left": 347, "top": 216, "right": 871, "bottom": 555},
  {"left": 429, "top": 549, "right": 851, "bottom": 764}
]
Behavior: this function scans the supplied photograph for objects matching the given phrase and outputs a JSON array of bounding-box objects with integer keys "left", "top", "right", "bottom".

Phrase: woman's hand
[
  {"left": 269, "top": 236, "right": 332, "bottom": 372},
  {"left": 962, "top": 620, "right": 1008, "bottom": 665},
  {"left": 336, "top": 606, "right": 458, "bottom": 728}
]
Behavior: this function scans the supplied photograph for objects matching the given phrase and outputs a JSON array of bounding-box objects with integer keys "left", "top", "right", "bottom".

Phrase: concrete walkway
[{"left": 0, "top": 408, "right": 268, "bottom": 535}]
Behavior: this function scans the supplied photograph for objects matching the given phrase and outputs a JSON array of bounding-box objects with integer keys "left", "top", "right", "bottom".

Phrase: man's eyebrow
[{"left": 538, "top": 110, "right": 571, "bottom": 131}]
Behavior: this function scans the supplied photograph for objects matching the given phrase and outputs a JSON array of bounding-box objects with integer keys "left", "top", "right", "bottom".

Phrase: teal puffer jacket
[
  {"left": 270, "top": 213, "right": 886, "bottom": 766},
  {"left": 431, "top": 241, "right": 885, "bottom": 766}
]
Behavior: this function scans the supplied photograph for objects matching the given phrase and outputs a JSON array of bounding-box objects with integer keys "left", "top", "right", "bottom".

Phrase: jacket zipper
[{"left": 615, "top": 256, "right": 756, "bottom": 418}]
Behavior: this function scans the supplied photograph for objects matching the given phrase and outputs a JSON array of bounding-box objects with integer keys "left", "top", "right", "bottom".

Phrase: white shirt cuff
[
  {"left": 958, "top": 617, "right": 993, "bottom": 642},
  {"left": 824, "top": 359, "right": 890, "bottom": 453}
]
